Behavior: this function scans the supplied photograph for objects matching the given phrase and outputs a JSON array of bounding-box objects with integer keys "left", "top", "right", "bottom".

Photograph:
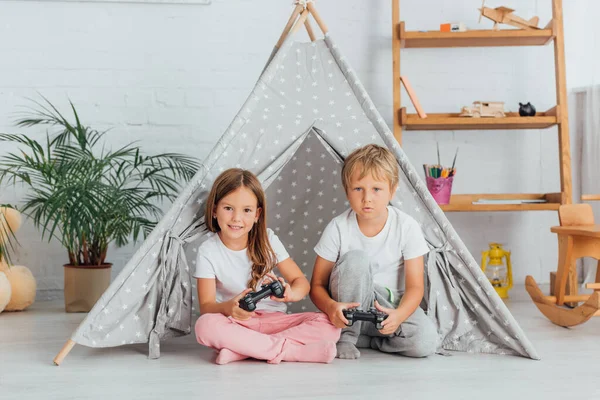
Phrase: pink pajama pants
[{"left": 195, "top": 311, "right": 341, "bottom": 364}]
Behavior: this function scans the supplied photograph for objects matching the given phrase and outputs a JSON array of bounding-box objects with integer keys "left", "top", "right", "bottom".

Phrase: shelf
[
  {"left": 398, "top": 22, "right": 555, "bottom": 48},
  {"left": 400, "top": 107, "right": 559, "bottom": 131},
  {"left": 439, "top": 193, "right": 564, "bottom": 212}
]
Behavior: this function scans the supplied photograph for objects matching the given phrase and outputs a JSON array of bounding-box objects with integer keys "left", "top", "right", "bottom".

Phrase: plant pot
[{"left": 63, "top": 263, "right": 112, "bottom": 313}]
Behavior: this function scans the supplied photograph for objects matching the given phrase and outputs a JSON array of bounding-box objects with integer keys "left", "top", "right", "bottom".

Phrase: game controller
[
  {"left": 342, "top": 307, "right": 389, "bottom": 330},
  {"left": 238, "top": 280, "right": 285, "bottom": 311}
]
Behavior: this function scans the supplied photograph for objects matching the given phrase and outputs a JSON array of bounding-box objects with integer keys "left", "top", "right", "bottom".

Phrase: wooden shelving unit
[
  {"left": 399, "top": 22, "right": 555, "bottom": 48},
  {"left": 401, "top": 108, "right": 559, "bottom": 131},
  {"left": 392, "top": 0, "right": 572, "bottom": 212}
]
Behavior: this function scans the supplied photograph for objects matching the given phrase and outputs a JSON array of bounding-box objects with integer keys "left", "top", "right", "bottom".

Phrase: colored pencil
[
  {"left": 451, "top": 148, "right": 459, "bottom": 170},
  {"left": 423, "top": 146, "right": 459, "bottom": 179}
]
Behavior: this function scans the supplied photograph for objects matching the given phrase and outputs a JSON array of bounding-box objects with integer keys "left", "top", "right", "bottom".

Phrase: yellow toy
[
  {"left": 481, "top": 243, "right": 512, "bottom": 299},
  {"left": 0, "top": 206, "right": 36, "bottom": 312}
]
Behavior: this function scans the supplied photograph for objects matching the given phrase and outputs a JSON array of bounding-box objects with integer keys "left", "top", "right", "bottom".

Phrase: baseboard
[{"left": 36, "top": 289, "right": 64, "bottom": 301}]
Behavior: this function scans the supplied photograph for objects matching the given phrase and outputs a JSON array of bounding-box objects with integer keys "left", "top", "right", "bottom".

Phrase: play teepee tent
[{"left": 54, "top": 2, "right": 539, "bottom": 365}]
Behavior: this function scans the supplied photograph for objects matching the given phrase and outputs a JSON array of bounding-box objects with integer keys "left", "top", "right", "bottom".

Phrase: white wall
[{"left": 0, "top": 0, "right": 598, "bottom": 293}]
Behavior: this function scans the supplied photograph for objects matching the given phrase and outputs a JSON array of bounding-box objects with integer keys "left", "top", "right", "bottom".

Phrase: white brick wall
[{"left": 0, "top": 0, "right": 598, "bottom": 293}]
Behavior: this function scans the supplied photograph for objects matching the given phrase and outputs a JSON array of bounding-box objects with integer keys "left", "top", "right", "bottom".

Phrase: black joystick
[
  {"left": 238, "top": 280, "right": 285, "bottom": 311},
  {"left": 342, "top": 307, "right": 389, "bottom": 330}
]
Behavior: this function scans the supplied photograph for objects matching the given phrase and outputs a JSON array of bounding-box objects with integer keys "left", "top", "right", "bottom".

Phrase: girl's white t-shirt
[
  {"left": 193, "top": 228, "right": 290, "bottom": 313},
  {"left": 314, "top": 206, "right": 430, "bottom": 292}
]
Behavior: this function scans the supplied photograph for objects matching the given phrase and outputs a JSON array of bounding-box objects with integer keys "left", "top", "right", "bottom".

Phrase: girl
[{"left": 194, "top": 168, "right": 340, "bottom": 365}]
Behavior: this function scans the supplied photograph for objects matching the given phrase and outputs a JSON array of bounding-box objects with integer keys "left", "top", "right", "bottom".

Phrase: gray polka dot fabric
[{"left": 68, "top": 34, "right": 539, "bottom": 361}]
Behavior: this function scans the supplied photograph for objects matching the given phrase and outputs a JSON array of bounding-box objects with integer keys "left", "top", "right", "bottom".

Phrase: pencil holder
[{"left": 426, "top": 176, "right": 454, "bottom": 205}]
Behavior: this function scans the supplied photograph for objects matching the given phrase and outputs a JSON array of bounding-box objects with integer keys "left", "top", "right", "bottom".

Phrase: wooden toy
[
  {"left": 478, "top": 0, "right": 540, "bottom": 31},
  {"left": 526, "top": 203, "right": 600, "bottom": 327},
  {"left": 459, "top": 101, "right": 505, "bottom": 118}
]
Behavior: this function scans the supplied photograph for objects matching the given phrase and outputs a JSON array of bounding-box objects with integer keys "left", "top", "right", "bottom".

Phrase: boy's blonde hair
[{"left": 341, "top": 144, "right": 399, "bottom": 191}]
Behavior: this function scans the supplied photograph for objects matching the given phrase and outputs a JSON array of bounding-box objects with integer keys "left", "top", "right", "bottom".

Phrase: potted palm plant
[{"left": 0, "top": 97, "right": 200, "bottom": 312}]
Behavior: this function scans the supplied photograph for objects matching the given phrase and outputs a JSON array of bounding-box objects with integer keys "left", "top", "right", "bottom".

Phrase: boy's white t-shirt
[
  {"left": 193, "top": 228, "right": 290, "bottom": 313},
  {"left": 314, "top": 206, "right": 429, "bottom": 292}
]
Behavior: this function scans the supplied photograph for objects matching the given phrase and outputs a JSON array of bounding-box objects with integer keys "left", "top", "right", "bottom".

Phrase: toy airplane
[{"left": 478, "top": 0, "right": 540, "bottom": 30}]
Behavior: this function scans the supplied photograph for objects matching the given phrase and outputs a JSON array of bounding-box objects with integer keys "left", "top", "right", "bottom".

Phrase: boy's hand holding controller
[
  {"left": 374, "top": 300, "right": 403, "bottom": 335},
  {"left": 326, "top": 301, "right": 361, "bottom": 329},
  {"left": 226, "top": 288, "right": 256, "bottom": 321}
]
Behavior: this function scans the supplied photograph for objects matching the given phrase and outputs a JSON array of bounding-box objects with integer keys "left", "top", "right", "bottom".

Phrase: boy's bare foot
[{"left": 336, "top": 341, "right": 360, "bottom": 359}]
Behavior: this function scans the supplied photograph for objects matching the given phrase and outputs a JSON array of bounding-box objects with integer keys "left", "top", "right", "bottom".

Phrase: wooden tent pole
[
  {"left": 275, "top": 4, "right": 303, "bottom": 48},
  {"left": 275, "top": 5, "right": 319, "bottom": 48},
  {"left": 53, "top": 339, "right": 75, "bottom": 366},
  {"left": 304, "top": 18, "right": 317, "bottom": 41},
  {"left": 291, "top": 10, "right": 310, "bottom": 35},
  {"left": 307, "top": 3, "right": 329, "bottom": 35}
]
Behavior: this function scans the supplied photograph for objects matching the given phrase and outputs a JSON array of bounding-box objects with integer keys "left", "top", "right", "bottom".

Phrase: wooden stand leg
[
  {"left": 567, "top": 262, "right": 579, "bottom": 306},
  {"left": 595, "top": 260, "right": 600, "bottom": 289},
  {"left": 550, "top": 271, "right": 578, "bottom": 307},
  {"left": 53, "top": 339, "right": 76, "bottom": 366},
  {"left": 554, "top": 234, "right": 574, "bottom": 306}
]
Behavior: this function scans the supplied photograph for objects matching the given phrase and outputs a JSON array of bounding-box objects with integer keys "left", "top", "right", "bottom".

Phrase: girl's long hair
[{"left": 204, "top": 168, "right": 277, "bottom": 289}]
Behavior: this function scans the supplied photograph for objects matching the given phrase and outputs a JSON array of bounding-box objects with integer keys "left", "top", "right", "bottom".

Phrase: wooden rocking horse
[{"left": 526, "top": 198, "right": 600, "bottom": 327}]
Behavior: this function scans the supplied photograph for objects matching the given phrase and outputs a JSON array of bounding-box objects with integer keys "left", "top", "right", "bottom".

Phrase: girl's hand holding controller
[
  {"left": 263, "top": 273, "right": 295, "bottom": 303},
  {"left": 227, "top": 288, "right": 256, "bottom": 321}
]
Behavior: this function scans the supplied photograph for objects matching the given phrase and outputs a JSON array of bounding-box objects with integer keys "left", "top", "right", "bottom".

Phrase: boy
[{"left": 310, "top": 144, "right": 438, "bottom": 359}]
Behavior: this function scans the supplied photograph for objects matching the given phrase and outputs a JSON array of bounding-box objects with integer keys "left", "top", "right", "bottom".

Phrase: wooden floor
[{"left": 1, "top": 285, "right": 599, "bottom": 400}]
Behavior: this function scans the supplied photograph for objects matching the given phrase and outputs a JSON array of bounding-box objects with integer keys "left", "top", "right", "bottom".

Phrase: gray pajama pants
[{"left": 329, "top": 250, "right": 439, "bottom": 357}]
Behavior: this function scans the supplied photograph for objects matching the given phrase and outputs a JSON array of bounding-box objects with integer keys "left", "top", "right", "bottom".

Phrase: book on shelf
[{"left": 471, "top": 199, "right": 548, "bottom": 205}]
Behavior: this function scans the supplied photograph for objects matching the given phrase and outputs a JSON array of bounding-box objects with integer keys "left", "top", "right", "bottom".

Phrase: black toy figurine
[{"left": 519, "top": 102, "right": 536, "bottom": 117}]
